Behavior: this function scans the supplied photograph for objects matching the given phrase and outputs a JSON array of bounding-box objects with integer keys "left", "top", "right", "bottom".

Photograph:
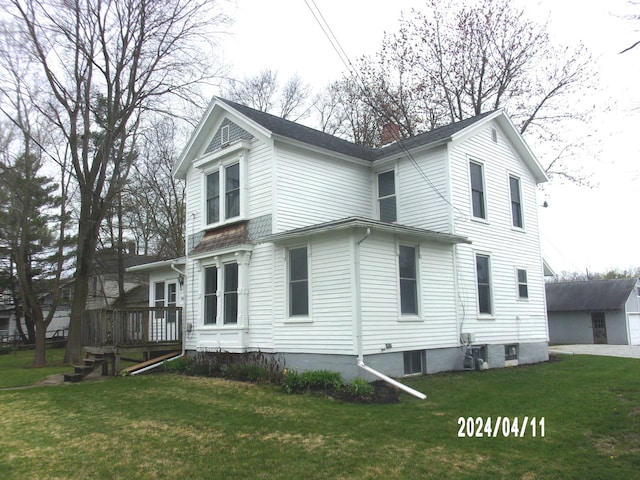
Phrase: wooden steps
[{"left": 64, "top": 354, "right": 105, "bottom": 383}]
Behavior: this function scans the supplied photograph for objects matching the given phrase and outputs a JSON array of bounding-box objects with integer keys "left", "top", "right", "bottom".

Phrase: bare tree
[
  {"left": 3, "top": 0, "right": 229, "bottom": 363},
  {"left": 620, "top": 0, "right": 640, "bottom": 53},
  {"left": 322, "top": 0, "right": 597, "bottom": 179},
  {"left": 125, "top": 116, "right": 186, "bottom": 260},
  {"left": 0, "top": 23, "right": 73, "bottom": 366},
  {"left": 222, "top": 69, "right": 312, "bottom": 120}
]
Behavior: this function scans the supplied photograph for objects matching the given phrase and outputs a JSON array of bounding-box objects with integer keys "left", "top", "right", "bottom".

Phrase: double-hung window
[
  {"left": 206, "top": 171, "right": 220, "bottom": 225},
  {"left": 289, "top": 246, "right": 309, "bottom": 317},
  {"left": 203, "top": 263, "right": 239, "bottom": 325},
  {"left": 225, "top": 163, "right": 240, "bottom": 219},
  {"left": 475, "top": 254, "right": 492, "bottom": 315},
  {"left": 399, "top": 245, "right": 418, "bottom": 315},
  {"left": 223, "top": 263, "right": 238, "bottom": 324},
  {"left": 517, "top": 269, "right": 528, "bottom": 299},
  {"left": 509, "top": 175, "right": 523, "bottom": 228},
  {"left": 204, "top": 266, "right": 217, "bottom": 325},
  {"left": 469, "top": 161, "right": 486, "bottom": 219},
  {"left": 206, "top": 162, "right": 240, "bottom": 226},
  {"left": 378, "top": 170, "right": 397, "bottom": 223}
]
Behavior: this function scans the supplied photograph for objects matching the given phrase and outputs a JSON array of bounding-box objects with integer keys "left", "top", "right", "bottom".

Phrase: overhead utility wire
[{"left": 304, "top": 0, "right": 468, "bottom": 221}]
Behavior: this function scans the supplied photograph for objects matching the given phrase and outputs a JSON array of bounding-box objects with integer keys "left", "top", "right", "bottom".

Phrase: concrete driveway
[{"left": 549, "top": 344, "right": 640, "bottom": 359}]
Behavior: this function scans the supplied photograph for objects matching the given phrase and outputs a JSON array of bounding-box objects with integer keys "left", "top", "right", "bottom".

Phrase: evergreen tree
[{"left": 0, "top": 152, "right": 70, "bottom": 365}]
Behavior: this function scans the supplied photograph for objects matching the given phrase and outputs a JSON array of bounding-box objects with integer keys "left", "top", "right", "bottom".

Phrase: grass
[
  {"left": 0, "top": 347, "right": 67, "bottom": 388},
  {"left": 0, "top": 353, "right": 638, "bottom": 479}
]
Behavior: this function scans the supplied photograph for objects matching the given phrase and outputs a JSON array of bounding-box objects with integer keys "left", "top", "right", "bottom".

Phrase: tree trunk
[
  {"left": 65, "top": 203, "right": 101, "bottom": 364},
  {"left": 32, "top": 317, "right": 47, "bottom": 367}
]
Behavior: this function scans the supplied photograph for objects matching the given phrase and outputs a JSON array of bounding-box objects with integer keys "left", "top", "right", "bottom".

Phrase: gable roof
[
  {"left": 545, "top": 278, "right": 639, "bottom": 312},
  {"left": 175, "top": 97, "right": 548, "bottom": 183}
]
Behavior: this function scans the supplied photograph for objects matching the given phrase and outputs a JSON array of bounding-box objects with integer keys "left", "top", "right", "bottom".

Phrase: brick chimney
[{"left": 381, "top": 123, "right": 400, "bottom": 146}]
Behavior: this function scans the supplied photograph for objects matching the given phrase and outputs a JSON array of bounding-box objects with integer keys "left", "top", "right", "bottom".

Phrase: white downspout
[
  {"left": 130, "top": 353, "right": 182, "bottom": 375},
  {"left": 358, "top": 361, "right": 427, "bottom": 400},
  {"left": 172, "top": 259, "right": 187, "bottom": 355},
  {"left": 354, "top": 227, "right": 427, "bottom": 400}
]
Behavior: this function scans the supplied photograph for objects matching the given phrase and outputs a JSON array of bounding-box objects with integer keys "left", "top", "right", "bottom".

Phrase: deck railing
[{"left": 81, "top": 307, "right": 182, "bottom": 348}]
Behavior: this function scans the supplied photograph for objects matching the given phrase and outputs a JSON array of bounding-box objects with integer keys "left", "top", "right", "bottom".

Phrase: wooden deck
[{"left": 81, "top": 307, "right": 182, "bottom": 375}]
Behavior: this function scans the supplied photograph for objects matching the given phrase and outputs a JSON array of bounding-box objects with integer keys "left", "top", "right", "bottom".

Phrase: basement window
[
  {"left": 505, "top": 344, "right": 518, "bottom": 361},
  {"left": 403, "top": 350, "right": 425, "bottom": 375}
]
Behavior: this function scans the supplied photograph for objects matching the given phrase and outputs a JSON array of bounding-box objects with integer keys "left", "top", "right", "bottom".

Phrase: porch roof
[{"left": 261, "top": 217, "right": 470, "bottom": 245}]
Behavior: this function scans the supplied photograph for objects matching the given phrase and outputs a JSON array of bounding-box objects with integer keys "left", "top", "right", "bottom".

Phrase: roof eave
[
  {"left": 262, "top": 218, "right": 470, "bottom": 245},
  {"left": 126, "top": 257, "right": 186, "bottom": 273}
]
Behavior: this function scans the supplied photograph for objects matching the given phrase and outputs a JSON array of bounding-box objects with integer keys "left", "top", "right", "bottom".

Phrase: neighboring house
[
  {"left": 4, "top": 252, "right": 157, "bottom": 344},
  {"left": 85, "top": 251, "right": 159, "bottom": 310},
  {"left": 0, "top": 285, "right": 71, "bottom": 342},
  {"left": 140, "top": 97, "right": 550, "bottom": 380},
  {"left": 546, "top": 278, "right": 640, "bottom": 345},
  {"left": 0, "top": 302, "right": 16, "bottom": 343}
]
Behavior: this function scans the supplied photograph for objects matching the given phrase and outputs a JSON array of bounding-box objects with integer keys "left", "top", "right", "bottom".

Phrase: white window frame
[
  {"left": 516, "top": 268, "right": 529, "bottom": 300},
  {"left": 377, "top": 169, "right": 397, "bottom": 223},
  {"left": 469, "top": 160, "right": 488, "bottom": 221},
  {"left": 202, "top": 156, "right": 246, "bottom": 229},
  {"left": 200, "top": 255, "right": 243, "bottom": 328},
  {"left": 285, "top": 244, "right": 312, "bottom": 322},
  {"left": 475, "top": 252, "right": 494, "bottom": 317},
  {"left": 195, "top": 142, "right": 249, "bottom": 231},
  {"left": 397, "top": 243, "right": 421, "bottom": 319},
  {"left": 509, "top": 174, "right": 524, "bottom": 230}
]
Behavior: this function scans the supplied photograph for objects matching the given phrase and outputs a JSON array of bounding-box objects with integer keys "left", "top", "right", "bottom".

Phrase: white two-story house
[{"left": 156, "top": 97, "right": 549, "bottom": 379}]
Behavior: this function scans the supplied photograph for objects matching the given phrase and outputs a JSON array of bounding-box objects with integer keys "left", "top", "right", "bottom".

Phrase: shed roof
[
  {"left": 545, "top": 278, "right": 638, "bottom": 312},
  {"left": 261, "top": 216, "right": 470, "bottom": 245}
]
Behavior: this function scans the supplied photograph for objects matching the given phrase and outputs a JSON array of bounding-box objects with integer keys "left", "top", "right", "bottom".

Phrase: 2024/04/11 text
[{"left": 457, "top": 417, "right": 545, "bottom": 438}]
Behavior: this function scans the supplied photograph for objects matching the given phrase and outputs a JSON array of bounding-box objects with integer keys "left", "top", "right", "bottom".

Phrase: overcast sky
[{"left": 217, "top": 0, "right": 640, "bottom": 275}]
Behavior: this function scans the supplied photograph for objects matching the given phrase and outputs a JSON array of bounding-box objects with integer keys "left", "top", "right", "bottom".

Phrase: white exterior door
[{"left": 629, "top": 313, "right": 640, "bottom": 345}]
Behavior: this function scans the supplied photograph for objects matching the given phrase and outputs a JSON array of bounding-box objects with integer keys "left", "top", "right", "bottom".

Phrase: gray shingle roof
[
  {"left": 219, "top": 97, "right": 496, "bottom": 161},
  {"left": 545, "top": 278, "right": 638, "bottom": 312}
]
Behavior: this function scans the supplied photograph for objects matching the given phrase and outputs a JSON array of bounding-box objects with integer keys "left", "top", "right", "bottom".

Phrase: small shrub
[
  {"left": 345, "top": 377, "right": 374, "bottom": 398},
  {"left": 282, "top": 369, "right": 343, "bottom": 394},
  {"left": 163, "top": 355, "right": 194, "bottom": 374},
  {"left": 282, "top": 368, "right": 303, "bottom": 394},
  {"left": 299, "top": 370, "right": 343, "bottom": 391}
]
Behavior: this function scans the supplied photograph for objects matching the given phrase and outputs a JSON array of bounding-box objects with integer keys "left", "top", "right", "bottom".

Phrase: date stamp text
[{"left": 457, "top": 416, "right": 545, "bottom": 438}]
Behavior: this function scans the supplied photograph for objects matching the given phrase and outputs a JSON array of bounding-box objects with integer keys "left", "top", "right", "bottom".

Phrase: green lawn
[
  {"left": 0, "top": 347, "right": 67, "bottom": 388},
  {"left": 0, "top": 352, "right": 638, "bottom": 479}
]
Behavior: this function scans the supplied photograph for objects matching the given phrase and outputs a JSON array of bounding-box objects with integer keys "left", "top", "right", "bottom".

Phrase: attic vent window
[
  {"left": 491, "top": 127, "right": 498, "bottom": 143},
  {"left": 221, "top": 125, "right": 230, "bottom": 145}
]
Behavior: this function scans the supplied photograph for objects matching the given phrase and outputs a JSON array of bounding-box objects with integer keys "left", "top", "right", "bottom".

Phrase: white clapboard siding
[
  {"left": 247, "top": 139, "right": 273, "bottom": 218},
  {"left": 397, "top": 145, "right": 452, "bottom": 233},
  {"left": 272, "top": 233, "right": 355, "bottom": 355},
  {"left": 359, "top": 233, "right": 459, "bottom": 353},
  {"left": 448, "top": 122, "right": 548, "bottom": 343},
  {"left": 274, "top": 143, "right": 373, "bottom": 232},
  {"left": 246, "top": 243, "right": 275, "bottom": 349}
]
